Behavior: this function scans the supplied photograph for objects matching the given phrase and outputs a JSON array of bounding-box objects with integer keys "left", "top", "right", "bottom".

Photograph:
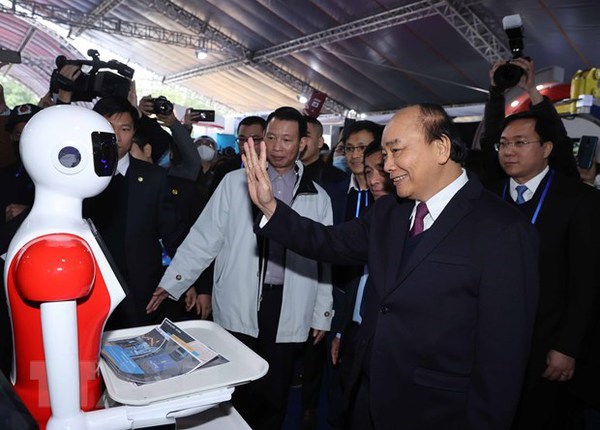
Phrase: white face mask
[{"left": 198, "top": 145, "right": 216, "bottom": 161}]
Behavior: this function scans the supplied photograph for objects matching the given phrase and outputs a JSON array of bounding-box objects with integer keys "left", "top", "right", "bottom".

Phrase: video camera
[
  {"left": 493, "top": 14, "right": 530, "bottom": 92},
  {"left": 49, "top": 49, "right": 134, "bottom": 102}
]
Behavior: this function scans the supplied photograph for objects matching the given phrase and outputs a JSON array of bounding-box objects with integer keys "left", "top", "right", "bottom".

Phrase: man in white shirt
[{"left": 244, "top": 103, "right": 540, "bottom": 430}]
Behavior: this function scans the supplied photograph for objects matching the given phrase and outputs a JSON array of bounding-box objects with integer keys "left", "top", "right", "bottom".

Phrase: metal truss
[
  {"left": 149, "top": 1, "right": 350, "bottom": 113},
  {"left": 147, "top": 0, "right": 249, "bottom": 56},
  {"left": 69, "top": 0, "right": 125, "bottom": 39},
  {"left": 164, "top": 0, "right": 442, "bottom": 84},
  {"left": 0, "top": 0, "right": 204, "bottom": 49},
  {"left": 255, "top": 0, "right": 439, "bottom": 62},
  {"left": 162, "top": 0, "right": 507, "bottom": 109},
  {"left": 1, "top": 0, "right": 510, "bottom": 114},
  {"left": 432, "top": 0, "right": 510, "bottom": 63}
]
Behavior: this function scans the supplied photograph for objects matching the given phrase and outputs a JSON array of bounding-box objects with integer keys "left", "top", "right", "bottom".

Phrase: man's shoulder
[
  {"left": 129, "top": 157, "right": 167, "bottom": 178},
  {"left": 552, "top": 172, "right": 599, "bottom": 198}
]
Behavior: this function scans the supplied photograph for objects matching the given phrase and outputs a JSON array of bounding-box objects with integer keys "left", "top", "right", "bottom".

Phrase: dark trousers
[
  {"left": 230, "top": 285, "right": 302, "bottom": 430},
  {"left": 301, "top": 330, "right": 326, "bottom": 412},
  {"left": 351, "top": 373, "right": 375, "bottom": 430},
  {"left": 513, "top": 377, "right": 573, "bottom": 430}
]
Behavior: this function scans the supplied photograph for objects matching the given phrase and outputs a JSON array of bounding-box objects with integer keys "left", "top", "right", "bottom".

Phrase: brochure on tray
[{"left": 101, "top": 318, "right": 219, "bottom": 384}]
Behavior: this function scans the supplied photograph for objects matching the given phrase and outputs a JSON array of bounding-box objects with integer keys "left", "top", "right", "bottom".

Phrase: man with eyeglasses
[
  {"left": 209, "top": 115, "right": 266, "bottom": 196},
  {"left": 481, "top": 59, "right": 600, "bottom": 429}
]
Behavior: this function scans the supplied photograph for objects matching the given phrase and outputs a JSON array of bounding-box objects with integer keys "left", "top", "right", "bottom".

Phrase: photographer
[
  {"left": 136, "top": 94, "right": 201, "bottom": 182},
  {"left": 479, "top": 58, "right": 579, "bottom": 183}
]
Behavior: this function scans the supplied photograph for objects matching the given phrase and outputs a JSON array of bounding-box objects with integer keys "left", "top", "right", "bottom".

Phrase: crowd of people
[{"left": 0, "top": 55, "right": 599, "bottom": 430}]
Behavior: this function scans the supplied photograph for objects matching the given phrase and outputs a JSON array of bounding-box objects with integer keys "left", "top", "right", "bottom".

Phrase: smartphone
[
  {"left": 577, "top": 135, "right": 598, "bottom": 169},
  {"left": 189, "top": 109, "right": 215, "bottom": 122}
]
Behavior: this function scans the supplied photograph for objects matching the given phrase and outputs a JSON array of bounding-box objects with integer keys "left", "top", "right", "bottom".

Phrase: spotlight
[
  {"left": 297, "top": 94, "right": 308, "bottom": 104},
  {"left": 196, "top": 49, "right": 208, "bottom": 60}
]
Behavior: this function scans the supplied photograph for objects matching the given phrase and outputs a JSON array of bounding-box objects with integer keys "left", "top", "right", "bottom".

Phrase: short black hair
[
  {"left": 237, "top": 115, "right": 266, "bottom": 134},
  {"left": 93, "top": 96, "right": 139, "bottom": 129},
  {"left": 363, "top": 139, "right": 382, "bottom": 160},
  {"left": 415, "top": 103, "right": 468, "bottom": 164},
  {"left": 266, "top": 107, "right": 307, "bottom": 138},
  {"left": 132, "top": 131, "right": 150, "bottom": 150},
  {"left": 304, "top": 115, "right": 323, "bottom": 136},
  {"left": 342, "top": 120, "right": 383, "bottom": 144},
  {"left": 501, "top": 111, "right": 552, "bottom": 144}
]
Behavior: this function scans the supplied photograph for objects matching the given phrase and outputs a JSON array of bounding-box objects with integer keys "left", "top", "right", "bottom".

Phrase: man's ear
[
  {"left": 299, "top": 136, "right": 309, "bottom": 153},
  {"left": 317, "top": 136, "right": 325, "bottom": 150},
  {"left": 542, "top": 141, "right": 553, "bottom": 159},
  {"left": 435, "top": 134, "right": 452, "bottom": 164}
]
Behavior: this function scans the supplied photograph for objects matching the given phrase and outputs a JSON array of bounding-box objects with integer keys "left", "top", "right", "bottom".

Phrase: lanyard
[
  {"left": 355, "top": 190, "right": 369, "bottom": 218},
  {"left": 502, "top": 169, "right": 554, "bottom": 225}
]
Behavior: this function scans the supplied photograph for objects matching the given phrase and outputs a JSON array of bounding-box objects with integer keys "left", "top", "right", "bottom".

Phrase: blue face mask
[
  {"left": 157, "top": 151, "right": 171, "bottom": 169},
  {"left": 332, "top": 155, "right": 349, "bottom": 173}
]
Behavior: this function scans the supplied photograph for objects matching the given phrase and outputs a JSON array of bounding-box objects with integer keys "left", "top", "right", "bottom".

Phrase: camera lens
[
  {"left": 153, "top": 96, "right": 174, "bottom": 115},
  {"left": 493, "top": 63, "right": 525, "bottom": 92}
]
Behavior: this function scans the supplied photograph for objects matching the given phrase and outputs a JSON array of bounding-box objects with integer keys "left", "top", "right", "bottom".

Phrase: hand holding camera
[{"left": 138, "top": 95, "right": 155, "bottom": 117}]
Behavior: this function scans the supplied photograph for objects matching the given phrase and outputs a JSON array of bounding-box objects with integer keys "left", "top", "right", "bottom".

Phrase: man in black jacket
[
  {"left": 481, "top": 58, "right": 600, "bottom": 430},
  {"left": 84, "top": 96, "right": 188, "bottom": 329}
]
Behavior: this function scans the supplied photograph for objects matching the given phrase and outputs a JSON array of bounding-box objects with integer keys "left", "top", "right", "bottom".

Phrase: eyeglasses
[
  {"left": 494, "top": 140, "right": 540, "bottom": 151},
  {"left": 344, "top": 145, "right": 368, "bottom": 154},
  {"left": 236, "top": 135, "right": 263, "bottom": 144}
]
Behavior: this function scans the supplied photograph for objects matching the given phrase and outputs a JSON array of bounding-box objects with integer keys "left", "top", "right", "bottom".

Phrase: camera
[
  {"left": 50, "top": 49, "right": 134, "bottom": 102},
  {"left": 153, "top": 96, "right": 174, "bottom": 115},
  {"left": 220, "top": 146, "right": 236, "bottom": 158},
  {"left": 493, "top": 15, "right": 529, "bottom": 92}
]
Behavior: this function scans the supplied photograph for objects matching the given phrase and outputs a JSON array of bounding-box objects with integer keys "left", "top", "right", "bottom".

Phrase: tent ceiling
[{"left": 1, "top": 0, "right": 599, "bottom": 117}]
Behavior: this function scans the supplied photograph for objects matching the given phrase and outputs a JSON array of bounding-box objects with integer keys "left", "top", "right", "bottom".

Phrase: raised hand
[{"left": 243, "top": 138, "right": 277, "bottom": 219}]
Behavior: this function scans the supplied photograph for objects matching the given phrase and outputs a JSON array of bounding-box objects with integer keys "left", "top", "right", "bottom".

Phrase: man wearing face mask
[{"left": 332, "top": 136, "right": 349, "bottom": 173}]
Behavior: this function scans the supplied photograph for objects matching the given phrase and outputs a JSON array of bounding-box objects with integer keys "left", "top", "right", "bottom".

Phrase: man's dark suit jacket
[
  {"left": 256, "top": 174, "right": 539, "bottom": 430},
  {"left": 84, "top": 157, "right": 186, "bottom": 328},
  {"left": 494, "top": 172, "right": 600, "bottom": 415}
]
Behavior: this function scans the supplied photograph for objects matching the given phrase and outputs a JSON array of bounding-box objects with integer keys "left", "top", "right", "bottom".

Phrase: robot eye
[{"left": 58, "top": 146, "right": 82, "bottom": 168}]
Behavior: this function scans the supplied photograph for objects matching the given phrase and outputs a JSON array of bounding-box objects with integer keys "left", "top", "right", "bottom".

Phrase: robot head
[{"left": 19, "top": 105, "right": 118, "bottom": 199}]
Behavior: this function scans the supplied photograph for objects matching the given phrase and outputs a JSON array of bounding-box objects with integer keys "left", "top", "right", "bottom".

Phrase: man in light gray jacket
[{"left": 146, "top": 106, "right": 333, "bottom": 430}]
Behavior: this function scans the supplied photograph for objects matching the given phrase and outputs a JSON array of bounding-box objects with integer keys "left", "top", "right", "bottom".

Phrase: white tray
[{"left": 99, "top": 320, "right": 268, "bottom": 405}]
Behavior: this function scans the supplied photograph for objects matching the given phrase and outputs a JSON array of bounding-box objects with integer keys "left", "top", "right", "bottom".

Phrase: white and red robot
[
  {"left": 4, "top": 105, "right": 126, "bottom": 429},
  {"left": 4, "top": 105, "right": 237, "bottom": 430}
]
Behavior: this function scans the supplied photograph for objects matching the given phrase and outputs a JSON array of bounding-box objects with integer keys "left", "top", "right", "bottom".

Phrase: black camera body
[
  {"left": 493, "top": 15, "right": 529, "bottom": 92},
  {"left": 220, "top": 146, "right": 236, "bottom": 158},
  {"left": 50, "top": 49, "right": 135, "bottom": 102},
  {"left": 153, "top": 96, "right": 174, "bottom": 115}
]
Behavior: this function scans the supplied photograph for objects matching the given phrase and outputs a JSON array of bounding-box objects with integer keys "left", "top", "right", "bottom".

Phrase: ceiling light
[
  {"left": 297, "top": 94, "right": 308, "bottom": 104},
  {"left": 510, "top": 100, "right": 520, "bottom": 108},
  {"left": 196, "top": 49, "right": 208, "bottom": 60},
  {"left": 536, "top": 84, "right": 544, "bottom": 91}
]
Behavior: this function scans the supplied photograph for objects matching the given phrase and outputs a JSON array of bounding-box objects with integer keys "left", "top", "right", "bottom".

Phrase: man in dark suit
[
  {"left": 492, "top": 111, "right": 600, "bottom": 430},
  {"left": 244, "top": 103, "right": 540, "bottom": 430},
  {"left": 478, "top": 59, "right": 600, "bottom": 429},
  {"left": 84, "top": 96, "right": 188, "bottom": 329}
]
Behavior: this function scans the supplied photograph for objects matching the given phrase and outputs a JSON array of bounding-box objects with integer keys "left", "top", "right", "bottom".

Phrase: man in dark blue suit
[
  {"left": 84, "top": 97, "right": 188, "bottom": 329},
  {"left": 244, "top": 103, "right": 539, "bottom": 429}
]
